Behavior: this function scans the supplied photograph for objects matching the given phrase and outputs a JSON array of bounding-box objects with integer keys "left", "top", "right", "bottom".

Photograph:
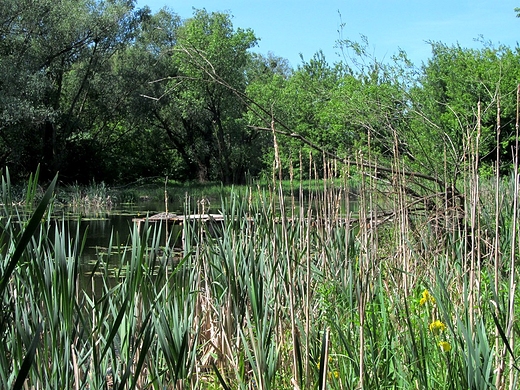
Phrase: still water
[
  {"left": 55, "top": 200, "right": 177, "bottom": 269},
  {"left": 46, "top": 199, "right": 188, "bottom": 294}
]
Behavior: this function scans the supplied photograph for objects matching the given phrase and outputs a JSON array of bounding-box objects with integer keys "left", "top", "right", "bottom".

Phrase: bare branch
[
  {"left": 173, "top": 44, "right": 456, "bottom": 194},
  {"left": 248, "top": 124, "right": 447, "bottom": 188}
]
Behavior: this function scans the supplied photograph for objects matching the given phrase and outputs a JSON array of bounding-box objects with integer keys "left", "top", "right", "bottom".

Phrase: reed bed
[{"left": 0, "top": 147, "right": 519, "bottom": 390}]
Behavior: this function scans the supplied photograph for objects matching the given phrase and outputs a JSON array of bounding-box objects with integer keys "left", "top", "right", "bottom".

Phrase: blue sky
[{"left": 135, "top": 0, "right": 520, "bottom": 68}]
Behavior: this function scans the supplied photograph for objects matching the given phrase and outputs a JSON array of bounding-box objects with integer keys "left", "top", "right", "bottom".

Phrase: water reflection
[
  {"left": 54, "top": 200, "right": 171, "bottom": 264},
  {"left": 50, "top": 200, "right": 178, "bottom": 295}
]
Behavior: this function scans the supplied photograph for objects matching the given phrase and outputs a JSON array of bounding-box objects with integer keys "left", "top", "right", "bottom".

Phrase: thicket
[
  {"left": 2, "top": 1, "right": 520, "bottom": 389},
  {"left": 1, "top": 139, "right": 520, "bottom": 389},
  {"left": 2, "top": 0, "right": 520, "bottom": 188}
]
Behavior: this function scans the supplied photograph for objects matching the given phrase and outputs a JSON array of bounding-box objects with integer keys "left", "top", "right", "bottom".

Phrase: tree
[
  {"left": 410, "top": 42, "right": 520, "bottom": 178},
  {"left": 246, "top": 51, "right": 356, "bottom": 178},
  {"left": 150, "top": 9, "right": 259, "bottom": 183},
  {"left": 70, "top": 6, "right": 185, "bottom": 183},
  {"left": 0, "top": 0, "right": 142, "bottom": 181}
]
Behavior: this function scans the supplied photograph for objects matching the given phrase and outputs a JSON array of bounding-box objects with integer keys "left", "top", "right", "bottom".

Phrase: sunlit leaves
[
  {"left": 411, "top": 42, "right": 520, "bottom": 174},
  {"left": 155, "top": 9, "right": 260, "bottom": 183}
]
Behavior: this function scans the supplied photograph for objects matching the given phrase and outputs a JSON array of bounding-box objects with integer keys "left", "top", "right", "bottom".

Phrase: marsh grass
[{"left": 1, "top": 132, "right": 520, "bottom": 390}]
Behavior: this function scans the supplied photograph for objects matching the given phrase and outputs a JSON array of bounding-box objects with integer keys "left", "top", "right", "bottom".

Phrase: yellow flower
[
  {"left": 328, "top": 371, "right": 340, "bottom": 379},
  {"left": 420, "top": 289, "right": 435, "bottom": 305},
  {"left": 439, "top": 341, "right": 452, "bottom": 352},
  {"left": 429, "top": 320, "right": 447, "bottom": 335},
  {"left": 318, "top": 357, "right": 333, "bottom": 369}
]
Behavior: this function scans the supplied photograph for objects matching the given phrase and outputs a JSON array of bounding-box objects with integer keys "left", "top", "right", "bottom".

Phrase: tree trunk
[{"left": 41, "top": 120, "right": 57, "bottom": 180}]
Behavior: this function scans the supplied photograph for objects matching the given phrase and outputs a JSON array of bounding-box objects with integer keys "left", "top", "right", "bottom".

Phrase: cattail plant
[{"left": 2, "top": 81, "right": 520, "bottom": 389}]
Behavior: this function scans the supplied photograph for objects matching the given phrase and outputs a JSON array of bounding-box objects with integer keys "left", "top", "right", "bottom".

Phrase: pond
[
  {"left": 50, "top": 199, "right": 183, "bottom": 287},
  {"left": 67, "top": 202, "right": 164, "bottom": 258},
  {"left": 30, "top": 188, "right": 357, "bottom": 292}
]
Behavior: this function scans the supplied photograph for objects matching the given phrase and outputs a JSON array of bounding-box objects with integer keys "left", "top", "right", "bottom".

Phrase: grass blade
[
  {"left": 0, "top": 174, "right": 57, "bottom": 294},
  {"left": 12, "top": 323, "right": 42, "bottom": 390}
]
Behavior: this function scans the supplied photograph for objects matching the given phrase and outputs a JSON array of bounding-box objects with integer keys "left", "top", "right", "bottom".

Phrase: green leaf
[
  {"left": 12, "top": 323, "right": 42, "bottom": 390},
  {"left": 0, "top": 174, "right": 57, "bottom": 295}
]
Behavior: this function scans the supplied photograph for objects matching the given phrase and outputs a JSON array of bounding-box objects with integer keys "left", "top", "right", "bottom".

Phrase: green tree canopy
[
  {"left": 410, "top": 42, "right": 520, "bottom": 179},
  {"left": 0, "top": 0, "right": 142, "bottom": 181},
  {"left": 1, "top": 2, "right": 519, "bottom": 186},
  {"left": 150, "top": 9, "right": 259, "bottom": 183}
]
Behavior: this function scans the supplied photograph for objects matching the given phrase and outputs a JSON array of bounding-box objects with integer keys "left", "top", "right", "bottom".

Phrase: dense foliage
[
  {"left": 1, "top": 163, "right": 520, "bottom": 389},
  {"left": 2, "top": 3, "right": 520, "bottom": 388},
  {"left": 1, "top": 0, "right": 519, "bottom": 185}
]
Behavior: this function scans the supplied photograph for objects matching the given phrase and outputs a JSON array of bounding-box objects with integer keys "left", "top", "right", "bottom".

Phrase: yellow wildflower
[
  {"left": 429, "top": 320, "right": 447, "bottom": 335},
  {"left": 420, "top": 289, "right": 435, "bottom": 305},
  {"left": 318, "top": 357, "right": 333, "bottom": 369},
  {"left": 328, "top": 371, "right": 340, "bottom": 379},
  {"left": 439, "top": 341, "right": 452, "bottom": 352}
]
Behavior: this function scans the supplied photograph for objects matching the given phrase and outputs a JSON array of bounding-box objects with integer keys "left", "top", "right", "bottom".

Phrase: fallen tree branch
[
  {"left": 169, "top": 45, "right": 460, "bottom": 197},
  {"left": 247, "top": 125, "right": 448, "bottom": 189}
]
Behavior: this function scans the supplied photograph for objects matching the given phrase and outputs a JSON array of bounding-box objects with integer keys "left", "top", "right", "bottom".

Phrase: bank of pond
[{"left": 1, "top": 176, "right": 518, "bottom": 389}]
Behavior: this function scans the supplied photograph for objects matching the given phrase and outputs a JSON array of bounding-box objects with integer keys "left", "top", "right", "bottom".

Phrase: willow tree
[
  {"left": 83, "top": 7, "right": 184, "bottom": 182},
  {"left": 153, "top": 9, "right": 258, "bottom": 183},
  {"left": 0, "top": 0, "right": 142, "bottom": 181}
]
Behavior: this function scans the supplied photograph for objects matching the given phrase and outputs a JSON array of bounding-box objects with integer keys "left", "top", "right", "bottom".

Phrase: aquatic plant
[{"left": 0, "top": 145, "right": 519, "bottom": 389}]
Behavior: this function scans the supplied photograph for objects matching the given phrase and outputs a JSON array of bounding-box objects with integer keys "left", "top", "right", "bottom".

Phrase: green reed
[{"left": 0, "top": 157, "right": 519, "bottom": 389}]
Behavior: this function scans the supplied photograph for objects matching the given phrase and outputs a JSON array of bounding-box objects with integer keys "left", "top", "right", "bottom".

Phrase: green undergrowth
[
  {"left": 48, "top": 177, "right": 359, "bottom": 215},
  {"left": 0, "top": 167, "right": 519, "bottom": 389}
]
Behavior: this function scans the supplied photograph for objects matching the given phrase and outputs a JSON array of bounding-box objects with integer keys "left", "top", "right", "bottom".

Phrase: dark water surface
[
  {"left": 47, "top": 199, "right": 187, "bottom": 294},
  {"left": 51, "top": 200, "right": 179, "bottom": 276}
]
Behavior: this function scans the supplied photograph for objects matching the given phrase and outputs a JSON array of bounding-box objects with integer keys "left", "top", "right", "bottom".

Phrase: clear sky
[{"left": 135, "top": 0, "right": 520, "bottom": 68}]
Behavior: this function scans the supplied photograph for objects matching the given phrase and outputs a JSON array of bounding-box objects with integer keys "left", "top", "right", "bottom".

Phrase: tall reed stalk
[{"left": 2, "top": 91, "right": 520, "bottom": 388}]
